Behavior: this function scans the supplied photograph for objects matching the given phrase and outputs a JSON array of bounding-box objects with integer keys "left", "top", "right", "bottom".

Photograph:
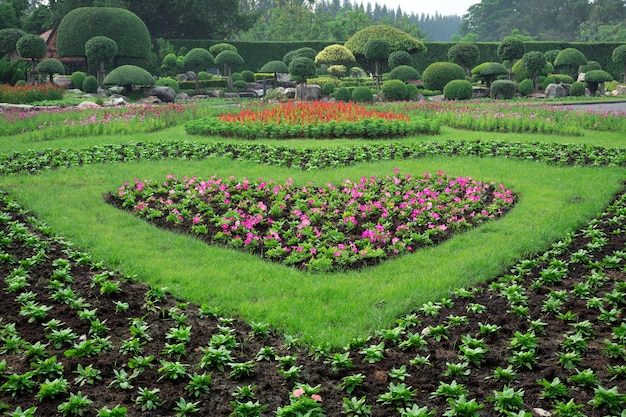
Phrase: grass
[{"left": 2, "top": 122, "right": 623, "bottom": 345}]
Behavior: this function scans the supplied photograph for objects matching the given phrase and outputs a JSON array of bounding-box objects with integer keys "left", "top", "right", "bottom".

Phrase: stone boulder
[
  {"left": 283, "top": 88, "right": 296, "bottom": 99},
  {"left": 545, "top": 83, "right": 570, "bottom": 98},
  {"left": 105, "top": 95, "right": 127, "bottom": 106},
  {"left": 53, "top": 75, "right": 72, "bottom": 89},
  {"left": 611, "top": 85, "right": 626, "bottom": 96},
  {"left": 295, "top": 84, "right": 322, "bottom": 100},
  {"left": 472, "top": 87, "right": 489, "bottom": 98},
  {"left": 141, "top": 86, "right": 176, "bottom": 103},
  {"left": 75, "top": 101, "right": 101, "bottom": 109},
  {"left": 176, "top": 92, "right": 190, "bottom": 101},
  {"left": 178, "top": 71, "right": 197, "bottom": 82},
  {"left": 138, "top": 96, "right": 161, "bottom": 105}
]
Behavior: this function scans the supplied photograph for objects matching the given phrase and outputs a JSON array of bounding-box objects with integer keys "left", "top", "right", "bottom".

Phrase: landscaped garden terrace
[{"left": 0, "top": 97, "right": 626, "bottom": 416}]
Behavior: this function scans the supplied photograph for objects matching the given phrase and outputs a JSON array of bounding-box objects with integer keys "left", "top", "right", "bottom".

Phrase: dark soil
[{"left": 1, "top": 189, "right": 625, "bottom": 416}]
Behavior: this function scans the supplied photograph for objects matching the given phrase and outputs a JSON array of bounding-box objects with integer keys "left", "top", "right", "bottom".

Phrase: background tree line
[{"left": 1, "top": 0, "right": 625, "bottom": 45}]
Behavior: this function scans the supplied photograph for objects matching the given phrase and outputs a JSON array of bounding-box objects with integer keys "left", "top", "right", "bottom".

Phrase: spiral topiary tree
[
  {"left": 612, "top": 45, "right": 626, "bottom": 83},
  {"left": 183, "top": 48, "right": 215, "bottom": 94},
  {"left": 554, "top": 48, "right": 587, "bottom": 80},
  {"left": 215, "top": 50, "right": 245, "bottom": 90},
  {"left": 85, "top": 36, "right": 118, "bottom": 87},
  {"left": 364, "top": 38, "right": 390, "bottom": 91},
  {"left": 521, "top": 51, "right": 547, "bottom": 90},
  {"left": 103, "top": 64, "right": 154, "bottom": 94},
  {"left": 448, "top": 43, "right": 480, "bottom": 77},
  {"left": 497, "top": 36, "right": 525, "bottom": 80},
  {"left": 0, "top": 28, "right": 26, "bottom": 59},
  {"left": 35, "top": 58, "right": 65, "bottom": 83},
  {"left": 56, "top": 8, "right": 150, "bottom": 65},
  {"left": 16, "top": 34, "right": 46, "bottom": 85}
]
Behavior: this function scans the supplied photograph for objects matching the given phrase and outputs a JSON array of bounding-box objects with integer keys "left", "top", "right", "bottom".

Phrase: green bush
[
  {"left": 518, "top": 78, "right": 533, "bottom": 96},
  {"left": 542, "top": 76, "right": 556, "bottom": 89},
  {"left": 388, "top": 65, "right": 420, "bottom": 82},
  {"left": 179, "top": 78, "right": 228, "bottom": 90},
  {"left": 70, "top": 71, "right": 86, "bottom": 90},
  {"left": 552, "top": 74, "right": 574, "bottom": 84},
  {"left": 155, "top": 77, "right": 180, "bottom": 92},
  {"left": 322, "top": 82, "right": 336, "bottom": 95},
  {"left": 388, "top": 50, "right": 413, "bottom": 69},
  {"left": 381, "top": 79, "right": 408, "bottom": 101},
  {"left": 241, "top": 70, "right": 255, "bottom": 82},
  {"left": 197, "top": 71, "right": 212, "bottom": 80},
  {"left": 15, "top": 80, "right": 27, "bottom": 86},
  {"left": 351, "top": 86, "right": 374, "bottom": 102},
  {"left": 579, "top": 60, "right": 601, "bottom": 74},
  {"left": 233, "top": 79, "right": 248, "bottom": 92},
  {"left": 82, "top": 75, "right": 98, "bottom": 93},
  {"left": 422, "top": 62, "right": 466, "bottom": 91},
  {"left": 103, "top": 65, "right": 155, "bottom": 90},
  {"left": 0, "top": 56, "right": 27, "bottom": 85},
  {"left": 334, "top": 86, "right": 351, "bottom": 101},
  {"left": 490, "top": 79, "right": 516, "bottom": 99},
  {"left": 232, "top": 72, "right": 243, "bottom": 81},
  {"left": 570, "top": 81, "right": 586, "bottom": 97},
  {"left": 443, "top": 79, "right": 473, "bottom": 100},
  {"left": 406, "top": 83, "right": 419, "bottom": 100},
  {"left": 56, "top": 7, "right": 150, "bottom": 61}
]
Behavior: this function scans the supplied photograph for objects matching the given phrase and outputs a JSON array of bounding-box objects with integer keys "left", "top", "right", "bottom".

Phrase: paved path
[{"left": 559, "top": 101, "right": 626, "bottom": 113}]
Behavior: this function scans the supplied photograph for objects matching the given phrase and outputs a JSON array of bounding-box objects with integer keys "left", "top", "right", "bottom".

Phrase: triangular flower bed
[{"left": 106, "top": 170, "right": 516, "bottom": 272}]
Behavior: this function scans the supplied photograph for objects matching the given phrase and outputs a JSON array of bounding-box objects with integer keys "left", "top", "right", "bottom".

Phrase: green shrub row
[
  {"left": 184, "top": 117, "right": 439, "bottom": 139},
  {"left": 178, "top": 78, "right": 228, "bottom": 90}
]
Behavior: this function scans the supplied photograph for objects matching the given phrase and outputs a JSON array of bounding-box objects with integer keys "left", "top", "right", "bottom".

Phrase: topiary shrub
[
  {"left": 381, "top": 79, "right": 408, "bottom": 101},
  {"left": 552, "top": 74, "right": 574, "bottom": 84},
  {"left": 541, "top": 76, "right": 556, "bottom": 89},
  {"left": 351, "top": 86, "right": 374, "bottom": 102},
  {"left": 327, "top": 64, "right": 347, "bottom": 78},
  {"left": 422, "top": 62, "right": 466, "bottom": 91},
  {"left": 197, "top": 71, "right": 212, "bottom": 80},
  {"left": 406, "top": 83, "right": 419, "bottom": 100},
  {"left": 443, "top": 79, "right": 473, "bottom": 100},
  {"left": 388, "top": 65, "right": 420, "bottom": 82},
  {"left": 334, "top": 86, "right": 351, "bottom": 102},
  {"left": 554, "top": 48, "right": 587, "bottom": 79},
  {"left": 35, "top": 58, "right": 65, "bottom": 83},
  {"left": 103, "top": 64, "right": 155, "bottom": 93},
  {"left": 447, "top": 43, "right": 480, "bottom": 76},
  {"left": 322, "top": 82, "right": 336, "bottom": 95},
  {"left": 579, "top": 61, "right": 601, "bottom": 74},
  {"left": 569, "top": 81, "right": 586, "bottom": 97},
  {"left": 155, "top": 77, "right": 180, "bottom": 92},
  {"left": 82, "top": 75, "right": 98, "bottom": 94},
  {"left": 70, "top": 71, "right": 86, "bottom": 89},
  {"left": 0, "top": 28, "right": 26, "bottom": 57},
  {"left": 518, "top": 78, "right": 533, "bottom": 96},
  {"left": 490, "top": 79, "right": 516, "bottom": 99},
  {"left": 241, "top": 70, "right": 255, "bottom": 82},
  {"left": 314, "top": 44, "right": 356, "bottom": 68},
  {"left": 233, "top": 79, "right": 248, "bottom": 92},
  {"left": 584, "top": 69, "right": 613, "bottom": 95},
  {"left": 388, "top": 50, "right": 413, "bottom": 69},
  {"left": 56, "top": 7, "right": 150, "bottom": 62}
]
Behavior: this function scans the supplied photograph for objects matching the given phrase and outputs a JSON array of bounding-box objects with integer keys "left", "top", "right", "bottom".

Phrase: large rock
[
  {"left": 472, "top": 87, "right": 489, "bottom": 98},
  {"left": 284, "top": 88, "right": 296, "bottom": 99},
  {"left": 53, "top": 75, "right": 72, "bottom": 89},
  {"left": 295, "top": 84, "right": 322, "bottom": 100},
  {"left": 611, "top": 85, "right": 626, "bottom": 96},
  {"left": 75, "top": 101, "right": 101, "bottom": 109},
  {"left": 138, "top": 96, "right": 161, "bottom": 105},
  {"left": 141, "top": 86, "right": 176, "bottom": 103},
  {"left": 105, "top": 95, "right": 127, "bottom": 106},
  {"left": 545, "top": 83, "right": 570, "bottom": 98}
]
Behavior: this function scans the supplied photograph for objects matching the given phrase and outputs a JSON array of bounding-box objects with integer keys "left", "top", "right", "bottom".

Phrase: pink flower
[
  {"left": 293, "top": 388, "right": 305, "bottom": 397},
  {"left": 311, "top": 394, "right": 322, "bottom": 402}
]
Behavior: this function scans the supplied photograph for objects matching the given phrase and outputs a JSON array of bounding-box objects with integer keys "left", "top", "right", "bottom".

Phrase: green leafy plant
[
  {"left": 342, "top": 396, "right": 371, "bottom": 416},
  {"left": 57, "top": 391, "right": 93, "bottom": 416},
  {"left": 377, "top": 382, "right": 415, "bottom": 406},
  {"left": 36, "top": 377, "right": 69, "bottom": 401},
  {"left": 134, "top": 387, "right": 163, "bottom": 411}
]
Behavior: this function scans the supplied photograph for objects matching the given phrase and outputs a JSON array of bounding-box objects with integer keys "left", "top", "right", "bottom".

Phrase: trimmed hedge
[
  {"left": 443, "top": 79, "right": 473, "bottom": 100},
  {"left": 490, "top": 80, "right": 516, "bottom": 99}
]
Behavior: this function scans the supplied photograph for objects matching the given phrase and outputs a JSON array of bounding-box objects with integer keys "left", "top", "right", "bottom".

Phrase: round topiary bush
[
  {"left": 381, "top": 79, "right": 408, "bottom": 101},
  {"left": 233, "top": 79, "right": 248, "bottom": 92},
  {"left": 518, "top": 78, "right": 533, "bottom": 96},
  {"left": 334, "top": 86, "right": 351, "bottom": 102},
  {"left": 35, "top": 58, "right": 65, "bottom": 82},
  {"left": 322, "top": 82, "right": 336, "bottom": 95},
  {"left": 82, "top": 75, "right": 98, "bottom": 93},
  {"left": 388, "top": 50, "right": 413, "bottom": 69},
  {"left": 155, "top": 77, "right": 180, "bottom": 92},
  {"left": 490, "top": 79, "right": 516, "bottom": 99},
  {"left": 240, "top": 70, "right": 255, "bottom": 82},
  {"left": 406, "top": 83, "right": 418, "bottom": 100},
  {"left": 542, "top": 76, "right": 556, "bottom": 89},
  {"left": 388, "top": 65, "right": 420, "bottom": 82},
  {"left": 579, "top": 61, "right": 601, "bottom": 74},
  {"left": 351, "top": 86, "right": 374, "bottom": 102},
  {"left": 552, "top": 74, "right": 574, "bottom": 84},
  {"left": 569, "top": 81, "right": 586, "bottom": 97},
  {"left": 443, "top": 79, "right": 473, "bottom": 100},
  {"left": 232, "top": 72, "right": 243, "bottom": 82},
  {"left": 422, "top": 62, "right": 466, "bottom": 91},
  {"left": 197, "top": 71, "right": 212, "bottom": 80},
  {"left": 70, "top": 71, "right": 86, "bottom": 89},
  {"left": 103, "top": 64, "right": 155, "bottom": 92}
]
